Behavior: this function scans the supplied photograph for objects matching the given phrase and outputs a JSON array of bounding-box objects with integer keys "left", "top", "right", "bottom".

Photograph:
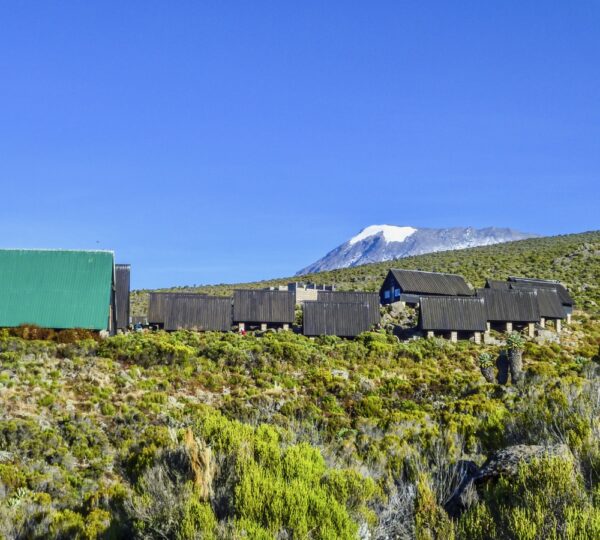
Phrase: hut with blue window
[{"left": 380, "top": 269, "right": 473, "bottom": 306}]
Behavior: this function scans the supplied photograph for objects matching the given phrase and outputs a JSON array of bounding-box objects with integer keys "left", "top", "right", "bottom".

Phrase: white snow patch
[{"left": 349, "top": 225, "right": 417, "bottom": 245}]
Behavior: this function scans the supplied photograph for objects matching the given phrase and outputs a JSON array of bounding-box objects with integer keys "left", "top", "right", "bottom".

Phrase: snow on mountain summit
[
  {"left": 349, "top": 225, "right": 418, "bottom": 245},
  {"left": 297, "top": 225, "right": 539, "bottom": 275}
]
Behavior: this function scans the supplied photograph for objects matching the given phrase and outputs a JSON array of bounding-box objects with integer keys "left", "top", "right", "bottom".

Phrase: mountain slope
[
  {"left": 297, "top": 225, "right": 538, "bottom": 274},
  {"left": 132, "top": 231, "right": 600, "bottom": 315}
]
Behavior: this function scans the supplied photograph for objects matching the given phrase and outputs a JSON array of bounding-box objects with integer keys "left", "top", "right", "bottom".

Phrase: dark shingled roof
[
  {"left": 485, "top": 279, "right": 511, "bottom": 290},
  {"left": 508, "top": 277, "right": 574, "bottom": 306},
  {"left": 316, "top": 291, "right": 380, "bottom": 325},
  {"left": 389, "top": 269, "right": 473, "bottom": 296},
  {"left": 419, "top": 296, "right": 487, "bottom": 332},
  {"left": 233, "top": 290, "right": 295, "bottom": 324},
  {"left": 534, "top": 289, "right": 566, "bottom": 319},
  {"left": 303, "top": 301, "right": 372, "bottom": 337},
  {"left": 476, "top": 288, "right": 540, "bottom": 323}
]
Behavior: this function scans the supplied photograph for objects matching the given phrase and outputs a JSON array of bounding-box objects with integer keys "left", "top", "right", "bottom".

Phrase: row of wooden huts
[
  {"left": 146, "top": 289, "right": 381, "bottom": 337},
  {"left": 0, "top": 249, "right": 575, "bottom": 341},
  {"left": 380, "top": 269, "right": 574, "bottom": 341}
]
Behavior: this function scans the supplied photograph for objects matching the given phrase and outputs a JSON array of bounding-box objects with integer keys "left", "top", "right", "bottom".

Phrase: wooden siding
[
  {"left": 316, "top": 291, "right": 380, "bottom": 325},
  {"left": 115, "top": 264, "right": 130, "bottom": 329},
  {"left": 419, "top": 296, "right": 487, "bottom": 332},
  {"left": 148, "top": 292, "right": 207, "bottom": 324},
  {"left": 534, "top": 289, "right": 566, "bottom": 319},
  {"left": 303, "top": 301, "right": 371, "bottom": 337},
  {"left": 233, "top": 290, "right": 295, "bottom": 324},
  {"left": 164, "top": 295, "right": 232, "bottom": 331},
  {"left": 476, "top": 288, "right": 540, "bottom": 323}
]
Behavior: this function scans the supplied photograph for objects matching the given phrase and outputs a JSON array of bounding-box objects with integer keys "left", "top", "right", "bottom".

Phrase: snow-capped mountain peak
[
  {"left": 297, "top": 225, "right": 539, "bottom": 275},
  {"left": 348, "top": 225, "right": 417, "bottom": 245}
]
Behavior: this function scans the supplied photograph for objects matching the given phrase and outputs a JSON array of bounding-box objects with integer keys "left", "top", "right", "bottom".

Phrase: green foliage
[
  {"left": 1, "top": 305, "right": 599, "bottom": 537},
  {"left": 414, "top": 473, "right": 455, "bottom": 540},
  {"left": 98, "top": 331, "right": 196, "bottom": 366},
  {"left": 123, "top": 410, "right": 373, "bottom": 539},
  {"left": 506, "top": 332, "right": 525, "bottom": 351},
  {"left": 478, "top": 352, "right": 494, "bottom": 368},
  {"left": 458, "top": 457, "right": 600, "bottom": 539},
  {"left": 0, "top": 228, "right": 597, "bottom": 538},
  {"left": 179, "top": 499, "right": 218, "bottom": 540}
]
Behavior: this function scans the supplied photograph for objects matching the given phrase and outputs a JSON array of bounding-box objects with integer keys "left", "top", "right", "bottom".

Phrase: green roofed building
[{"left": 0, "top": 249, "right": 117, "bottom": 332}]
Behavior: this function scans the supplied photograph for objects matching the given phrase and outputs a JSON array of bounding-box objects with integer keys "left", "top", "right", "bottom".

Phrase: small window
[
  {"left": 394, "top": 289, "right": 400, "bottom": 298},
  {"left": 384, "top": 290, "right": 390, "bottom": 299}
]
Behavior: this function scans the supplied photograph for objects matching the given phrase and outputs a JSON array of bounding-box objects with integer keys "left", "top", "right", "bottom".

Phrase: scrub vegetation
[{"left": 1, "top": 230, "right": 599, "bottom": 539}]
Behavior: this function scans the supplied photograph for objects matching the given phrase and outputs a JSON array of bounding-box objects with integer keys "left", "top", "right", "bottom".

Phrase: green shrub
[
  {"left": 459, "top": 456, "right": 600, "bottom": 539},
  {"left": 478, "top": 353, "right": 494, "bottom": 369},
  {"left": 98, "top": 332, "right": 196, "bottom": 366},
  {"left": 414, "top": 473, "right": 455, "bottom": 540}
]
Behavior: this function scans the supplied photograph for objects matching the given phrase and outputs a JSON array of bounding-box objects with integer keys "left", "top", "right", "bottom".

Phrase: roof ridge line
[
  {"left": 0, "top": 248, "right": 115, "bottom": 254},
  {"left": 391, "top": 268, "right": 465, "bottom": 277}
]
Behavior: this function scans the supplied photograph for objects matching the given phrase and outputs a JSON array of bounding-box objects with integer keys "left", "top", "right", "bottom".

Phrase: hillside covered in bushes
[
  {"left": 0, "top": 314, "right": 599, "bottom": 538},
  {"left": 1, "top": 230, "right": 599, "bottom": 539}
]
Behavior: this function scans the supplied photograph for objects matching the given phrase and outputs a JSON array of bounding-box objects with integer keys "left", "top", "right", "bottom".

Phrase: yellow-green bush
[{"left": 458, "top": 457, "right": 600, "bottom": 540}]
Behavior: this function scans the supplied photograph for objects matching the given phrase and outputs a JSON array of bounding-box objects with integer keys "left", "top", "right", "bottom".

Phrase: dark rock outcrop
[{"left": 475, "top": 444, "right": 571, "bottom": 482}]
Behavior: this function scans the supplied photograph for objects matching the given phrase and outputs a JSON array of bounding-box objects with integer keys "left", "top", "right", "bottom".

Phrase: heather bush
[
  {"left": 98, "top": 332, "right": 196, "bottom": 366},
  {"left": 1, "top": 307, "right": 599, "bottom": 538},
  {"left": 458, "top": 457, "right": 600, "bottom": 539}
]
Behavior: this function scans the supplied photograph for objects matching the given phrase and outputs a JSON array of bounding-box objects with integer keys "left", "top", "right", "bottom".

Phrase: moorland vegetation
[{"left": 1, "top": 230, "right": 599, "bottom": 539}]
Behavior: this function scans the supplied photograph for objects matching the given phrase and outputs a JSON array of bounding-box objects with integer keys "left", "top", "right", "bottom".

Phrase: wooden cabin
[
  {"left": 508, "top": 277, "right": 574, "bottom": 322},
  {"left": 476, "top": 288, "right": 539, "bottom": 335},
  {"left": 148, "top": 292, "right": 231, "bottom": 332},
  {"left": 419, "top": 296, "right": 487, "bottom": 342},
  {"left": 233, "top": 290, "right": 295, "bottom": 331},
  {"left": 148, "top": 292, "right": 207, "bottom": 327},
  {"left": 531, "top": 289, "right": 566, "bottom": 332},
  {"left": 115, "top": 264, "right": 131, "bottom": 330},
  {"left": 316, "top": 291, "right": 381, "bottom": 325},
  {"left": 380, "top": 269, "right": 473, "bottom": 306},
  {"left": 164, "top": 295, "right": 232, "bottom": 332},
  {"left": 303, "top": 301, "right": 372, "bottom": 337}
]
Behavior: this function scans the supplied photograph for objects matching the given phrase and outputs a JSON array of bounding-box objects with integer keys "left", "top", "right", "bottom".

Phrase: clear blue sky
[{"left": 1, "top": 2, "right": 598, "bottom": 289}]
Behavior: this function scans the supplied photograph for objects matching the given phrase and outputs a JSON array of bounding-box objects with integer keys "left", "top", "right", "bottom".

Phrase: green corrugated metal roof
[{"left": 0, "top": 249, "right": 114, "bottom": 330}]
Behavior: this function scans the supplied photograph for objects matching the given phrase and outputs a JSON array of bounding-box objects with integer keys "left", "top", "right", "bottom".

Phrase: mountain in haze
[{"left": 296, "top": 225, "right": 539, "bottom": 275}]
